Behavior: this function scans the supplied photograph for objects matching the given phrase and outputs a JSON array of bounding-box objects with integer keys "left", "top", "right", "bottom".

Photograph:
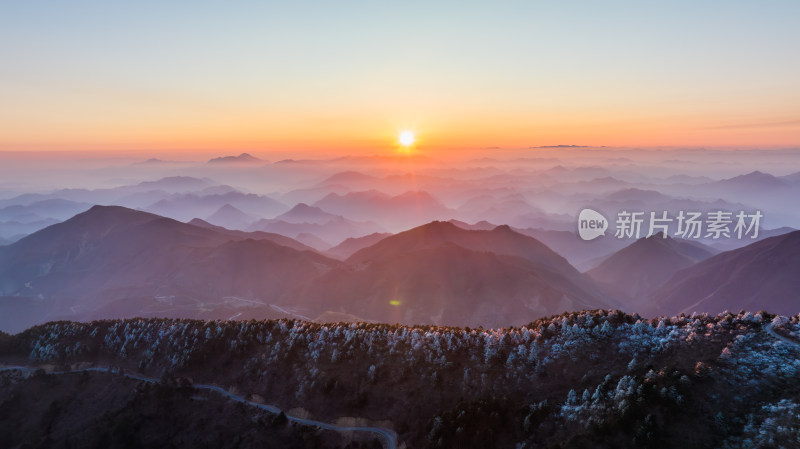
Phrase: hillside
[
  {"left": 305, "top": 243, "right": 613, "bottom": 327},
  {"left": 648, "top": 230, "right": 800, "bottom": 316},
  {"left": 0, "top": 206, "right": 340, "bottom": 331},
  {"left": 205, "top": 203, "right": 257, "bottom": 230},
  {"left": 326, "top": 233, "right": 393, "bottom": 260},
  {"left": 2, "top": 310, "right": 798, "bottom": 448},
  {"left": 0, "top": 370, "right": 372, "bottom": 449},
  {"left": 308, "top": 221, "right": 618, "bottom": 327},
  {"left": 587, "top": 233, "right": 717, "bottom": 303}
]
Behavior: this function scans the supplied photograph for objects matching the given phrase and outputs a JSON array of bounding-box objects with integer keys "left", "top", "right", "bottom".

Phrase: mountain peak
[
  {"left": 288, "top": 203, "right": 323, "bottom": 213},
  {"left": 645, "top": 231, "right": 669, "bottom": 240},
  {"left": 208, "top": 153, "right": 262, "bottom": 164},
  {"left": 204, "top": 204, "right": 256, "bottom": 231},
  {"left": 272, "top": 203, "right": 340, "bottom": 225},
  {"left": 85, "top": 204, "right": 155, "bottom": 220},
  {"left": 208, "top": 203, "right": 250, "bottom": 218},
  {"left": 588, "top": 232, "right": 717, "bottom": 301},
  {"left": 491, "top": 224, "right": 514, "bottom": 233},
  {"left": 217, "top": 203, "right": 243, "bottom": 212},
  {"left": 346, "top": 220, "right": 575, "bottom": 275},
  {"left": 136, "top": 176, "right": 210, "bottom": 190},
  {"left": 720, "top": 170, "right": 786, "bottom": 186}
]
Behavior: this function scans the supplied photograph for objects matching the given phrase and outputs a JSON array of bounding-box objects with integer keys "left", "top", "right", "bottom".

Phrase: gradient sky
[{"left": 1, "top": 1, "right": 799, "bottom": 154}]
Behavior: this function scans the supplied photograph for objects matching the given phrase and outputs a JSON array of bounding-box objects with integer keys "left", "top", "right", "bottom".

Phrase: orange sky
[{"left": 1, "top": 2, "right": 798, "bottom": 154}]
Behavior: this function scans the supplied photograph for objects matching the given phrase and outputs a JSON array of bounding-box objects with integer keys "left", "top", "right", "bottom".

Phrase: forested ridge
[{"left": 2, "top": 309, "right": 799, "bottom": 448}]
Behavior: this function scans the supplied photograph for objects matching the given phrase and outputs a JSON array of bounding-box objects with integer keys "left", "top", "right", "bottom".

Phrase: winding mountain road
[
  {"left": 764, "top": 322, "right": 800, "bottom": 348},
  {"left": 0, "top": 365, "right": 398, "bottom": 449}
]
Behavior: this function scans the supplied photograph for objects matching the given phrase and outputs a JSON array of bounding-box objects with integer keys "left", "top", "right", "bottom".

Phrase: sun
[{"left": 398, "top": 130, "right": 415, "bottom": 147}]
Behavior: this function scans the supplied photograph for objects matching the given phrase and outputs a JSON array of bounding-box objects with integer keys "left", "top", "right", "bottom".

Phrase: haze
[{"left": 0, "top": 146, "right": 799, "bottom": 332}]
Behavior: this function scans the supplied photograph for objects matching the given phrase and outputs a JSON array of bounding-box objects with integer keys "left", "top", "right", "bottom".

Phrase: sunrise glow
[
  {"left": 0, "top": 2, "right": 797, "bottom": 154},
  {"left": 398, "top": 131, "right": 416, "bottom": 148},
  {"left": 1, "top": 4, "right": 799, "bottom": 445}
]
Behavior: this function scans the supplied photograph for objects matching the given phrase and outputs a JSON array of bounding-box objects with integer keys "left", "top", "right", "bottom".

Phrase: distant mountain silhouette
[
  {"left": 208, "top": 153, "right": 262, "bottom": 164},
  {"left": 0, "top": 176, "right": 215, "bottom": 209},
  {"left": 279, "top": 184, "right": 352, "bottom": 206},
  {"left": 447, "top": 219, "right": 497, "bottom": 231},
  {"left": 187, "top": 218, "right": 317, "bottom": 252},
  {"left": 137, "top": 157, "right": 167, "bottom": 164},
  {"left": 145, "top": 192, "right": 287, "bottom": 222},
  {"left": 538, "top": 166, "right": 613, "bottom": 182},
  {"left": 0, "top": 206, "right": 339, "bottom": 331},
  {"left": 456, "top": 193, "right": 571, "bottom": 230},
  {"left": 708, "top": 226, "right": 796, "bottom": 252},
  {"left": 647, "top": 230, "right": 800, "bottom": 316},
  {"left": 716, "top": 170, "right": 788, "bottom": 191},
  {"left": 8, "top": 199, "right": 799, "bottom": 331},
  {"left": 325, "top": 232, "right": 392, "bottom": 260},
  {"left": 692, "top": 170, "right": 795, "bottom": 206},
  {"left": 347, "top": 221, "right": 588, "bottom": 276},
  {"left": 247, "top": 213, "right": 384, "bottom": 247},
  {"left": 588, "top": 188, "right": 750, "bottom": 225},
  {"left": 532, "top": 144, "right": 590, "bottom": 148},
  {"left": 587, "top": 233, "right": 717, "bottom": 304},
  {"left": 273, "top": 203, "right": 339, "bottom": 224},
  {"left": 0, "top": 199, "right": 91, "bottom": 222},
  {"left": 136, "top": 176, "right": 212, "bottom": 191},
  {"left": 0, "top": 218, "right": 60, "bottom": 240},
  {"left": 781, "top": 171, "right": 800, "bottom": 185},
  {"left": 293, "top": 232, "right": 332, "bottom": 251},
  {"left": 659, "top": 170, "right": 800, "bottom": 229},
  {"left": 313, "top": 190, "right": 452, "bottom": 231},
  {"left": 0, "top": 208, "right": 622, "bottom": 330},
  {"left": 665, "top": 174, "right": 714, "bottom": 184},
  {"left": 514, "top": 228, "right": 629, "bottom": 270},
  {"left": 196, "top": 184, "right": 240, "bottom": 195},
  {"left": 205, "top": 204, "right": 257, "bottom": 230},
  {"left": 313, "top": 171, "right": 459, "bottom": 199},
  {"left": 301, "top": 222, "right": 617, "bottom": 327}
]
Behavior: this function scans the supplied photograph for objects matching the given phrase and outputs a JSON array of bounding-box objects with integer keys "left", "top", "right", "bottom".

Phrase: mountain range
[
  {"left": 0, "top": 176, "right": 215, "bottom": 208},
  {"left": 0, "top": 206, "right": 334, "bottom": 332},
  {"left": 313, "top": 190, "right": 453, "bottom": 232},
  {"left": 145, "top": 191, "right": 288, "bottom": 222},
  {"left": 0, "top": 207, "right": 615, "bottom": 331},
  {"left": 1, "top": 202, "right": 799, "bottom": 332},
  {"left": 247, "top": 203, "right": 385, "bottom": 247},
  {"left": 299, "top": 221, "right": 618, "bottom": 327}
]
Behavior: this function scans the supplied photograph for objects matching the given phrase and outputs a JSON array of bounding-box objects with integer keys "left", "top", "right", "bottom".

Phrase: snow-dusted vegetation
[{"left": 4, "top": 309, "right": 800, "bottom": 448}]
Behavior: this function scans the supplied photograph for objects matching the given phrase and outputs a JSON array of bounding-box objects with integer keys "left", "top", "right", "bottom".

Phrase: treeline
[{"left": 2, "top": 310, "right": 799, "bottom": 448}]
